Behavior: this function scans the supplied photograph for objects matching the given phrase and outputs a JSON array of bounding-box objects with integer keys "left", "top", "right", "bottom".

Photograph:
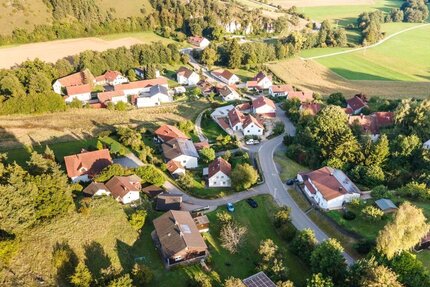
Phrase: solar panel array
[{"left": 242, "top": 272, "right": 276, "bottom": 287}]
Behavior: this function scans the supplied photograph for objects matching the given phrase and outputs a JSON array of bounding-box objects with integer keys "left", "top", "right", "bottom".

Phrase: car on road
[
  {"left": 246, "top": 198, "right": 258, "bottom": 208},
  {"left": 227, "top": 203, "right": 235, "bottom": 212},
  {"left": 245, "top": 139, "right": 260, "bottom": 145}
]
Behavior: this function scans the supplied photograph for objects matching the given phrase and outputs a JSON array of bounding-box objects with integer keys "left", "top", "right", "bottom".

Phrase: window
[
  {"left": 173, "top": 255, "right": 182, "bottom": 261},
  {"left": 221, "top": 175, "right": 224, "bottom": 178},
  {"left": 183, "top": 160, "right": 186, "bottom": 164},
  {"left": 258, "top": 129, "right": 261, "bottom": 132},
  {"left": 223, "top": 182, "right": 226, "bottom": 185}
]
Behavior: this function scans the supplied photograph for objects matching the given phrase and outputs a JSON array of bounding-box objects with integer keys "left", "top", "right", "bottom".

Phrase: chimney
[
  {"left": 330, "top": 172, "right": 334, "bottom": 176},
  {"left": 360, "top": 113, "right": 364, "bottom": 119},
  {"left": 339, "top": 186, "right": 343, "bottom": 192}
]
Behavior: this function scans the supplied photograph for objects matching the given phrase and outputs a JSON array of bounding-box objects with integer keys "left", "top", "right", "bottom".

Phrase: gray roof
[
  {"left": 243, "top": 272, "right": 276, "bottom": 287},
  {"left": 149, "top": 84, "right": 168, "bottom": 96},
  {"left": 375, "top": 198, "right": 397, "bottom": 211},
  {"left": 162, "top": 138, "right": 199, "bottom": 160}
]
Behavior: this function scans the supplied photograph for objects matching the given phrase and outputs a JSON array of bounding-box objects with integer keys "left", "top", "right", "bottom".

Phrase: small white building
[
  {"left": 208, "top": 157, "right": 231, "bottom": 187},
  {"left": 218, "top": 85, "right": 241, "bottom": 101},
  {"left": 423, "top": 139, "right": 430, "bottom": 150},
  {"left": 83, "top": 182, "right": 110, "bottom": 197},
  {"left": 105, "top": 175, "right": 142, "bottom": 204},
  {"left": 188, "top": 36, "right": 210, "bottom": 49},
  {"left": 297, "top": 166, "right": 361, "bottom": 210},
  {"left": 114, "top": 78, "right": 168, "bottom": 97},
  {"left": 269, "top": 85, "right": 294, "bottom": 97},
  {"left": 65, "top": 84, "right": 92, "bottom": 103},
  {"left": 162, "top": 138, "right": 199, "bottom": 169},
  {"left": 242, "top": 115, "right": 264, "bottom": 136},
  {"left": 136, "top": 84, "right": 172, "bottom": 108},
  {"left": 252, "top": 96, "right": 276, "bottom": 117},
  {"left": 211, "top": 70, "right": 240, "bottom": 85},
  {"left": 177, "top": 66, "right": 200, "bottom": 86},
  {"left": 166, "top": 160, "right": 186, "bottom": 177},
  {"left": 246, "top": 72, "right": 273, "bottom": 91}
]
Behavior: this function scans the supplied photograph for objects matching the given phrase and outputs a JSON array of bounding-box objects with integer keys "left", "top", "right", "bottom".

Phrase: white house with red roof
[
  {"left": 97, "top": 90, "right": 128, "bottom": 106},
  {"left": 211, "top": 70, "right": 240, "bottom": 85},
  {"left": 227, "top": 108, "right": 264, "bottom": 136},
  {"left": 297, "top": 166, "right": 361, "bottom": 210},
  {"left": 348, "top": 111, "right": 394, "bottom": 141},
  {"left": 287, "top": 91, "right": 314, "bottom": 103},
  {"left": 95, "top": 70, "right": 129, "bottom": 86},
  {"left": 217, "top": 85, "right": 241, "bottom": 101},
  {"left": 166, "top": 160, "right": 186, "bottom": 177},
  {"left": 114, "top": 78, "right": 168, "bottom": 97},
  {"left": 177, "top": 66, "right": 200, "bottom": 86},
  {"left": 269, "top": 85, "right": 294, "bottom": 97},
  {"left": 155, "top": 124, "right": 190, "bottom": 142},
  {"left": 228, "top": 108, "right": 246, "bottom": 131},
  {"left": 208, "top": 157, "right": 231, "bottom": 187},
  {"left": 252, "top": 96, "right": 276, "bottom": 117},
  {"left": 52, "top": 69, "right": 95, "bottom": 95},
  {"left": 65, "top": 84, "right": 92, "bottom": 103},
  {"left": 64, "top": 149, "right": 112, "bottom": 183},
  {"left": 188, "top": 36, "right": 210, "bottom": 49},
  {"left": 246, "top": 71, "right": 273, "bottom": 91},
  {"left": 105, "top": 175, "right": 142, "bottom": 204},
  {"left": 346, "top": 94, "right": 368, "bottom": 115}
]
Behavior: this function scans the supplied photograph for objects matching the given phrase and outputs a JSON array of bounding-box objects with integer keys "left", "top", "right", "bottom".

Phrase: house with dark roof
[
  {"left": 155, "top": 124, "right": 190, "bottom": 142},
  {"left": 246, "top": 71, "right": 273, "bottom": 91},
  {"left": 64, "top": 149, "right": 112, "bottom": 183},
  {"left": 142, "top": 185, "right": 164, "bottom": 198},
  {"left": 375, "top": 198, "right": 397, "bottom": 214},
  {"left": 156, "top": 193, "right": 183, "bottom": 211},
  {"left": 287, "top": 91, "right": 314, "bottom": 103},
  {"left": 162, "top": 138, "right": 199, "bottom": 169},
  {"left": 211, "top": 70, "right": 240, "bottom": 85},
  {"left": 252, "top": 96, "right": 276, "bottom": 117},
  {"left": 105, "top": 175, "right": 142, "bottom": 204},
  {"left": 83, "top": 182, "right": 110, "bottom": 197},
  {"left": 177, "top": 66, "right": 200, "bottom": 86},
  {"left": 297, "top": 166, "right": 361, "bottom": 210},
  {"left": 346, "top": 94, "right": 368, "bottom": 115},
  {"left": 208, "top": 157, "right": 232, "bottom": 187},
  {"left": 269, "top": 84, "right": 294, "bottom": 97},
  {"left": 152, "top": 210, "right": 209, "bottom": 269},
  {"left": 217, "top": 85, "right": 241, "bottom": 101}
]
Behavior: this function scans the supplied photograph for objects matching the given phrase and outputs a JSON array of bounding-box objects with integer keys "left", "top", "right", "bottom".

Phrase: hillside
[{"left": 0, "top": 0, "right": 152, "bottom": 36}]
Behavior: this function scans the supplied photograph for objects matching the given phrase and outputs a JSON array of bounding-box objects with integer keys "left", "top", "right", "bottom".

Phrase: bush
[
  {"left": 280, "top": 223, "right": 297, "bottom": 242},
  {"left": 216, "top": 211, "right": 233, "bottom": 225},
  {"left": 354, "top": 239, "right": 375, "bottom": 255},
  {"left": 274, "top": 207, "right": 291, "bottom": 228},
  {"left": 128, "top": 210, "right": 147, "bottom": 232},
  {"left": 361, "top": 205, "right": 384, "bottom": 221},
  {"left": 342, "top": 210, "right": 356, "bottom": 220}
]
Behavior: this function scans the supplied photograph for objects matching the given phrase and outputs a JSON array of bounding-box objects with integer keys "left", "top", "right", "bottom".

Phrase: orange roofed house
[
  {"left": 105, "top": 175, "right": 142, "bottom": 204},
  {"left": 188, "top": 36, "right": 210, "bottom": 49},
  {"left": 155, "top": 124, "right": 190, "bottom": 143},
  {"left": 348, "top": 112, "right": 394, "bottom": 141},
  {"left": 52, "top": 68, "right": 95, "bottom": 95},
  {"left": 246, "top": 71, "right": 273, "bottom": 91},
  {"left": 64, "top": 149, "right": 112, "bottom": 183},
  {"left": 208, "top": 157, "right": 232, "bottom": 187},
  {"left": 297, "top": 166, "right": 361, "bottom": 210},
  {"left": 252, "top": 96, "right": 276, "bottom": 117},
  {"left": 152, "top": 210, "right": 209, "bottom": 269}
]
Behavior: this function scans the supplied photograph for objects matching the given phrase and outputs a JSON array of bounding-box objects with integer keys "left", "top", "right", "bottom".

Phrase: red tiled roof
[
  {"left": 114, "top": 78, "right": 167, "bottom": 92},
  {"left": 64, "top": 149, "right": 112, "bottom": 178},
  {"left": 66, "top": 84, "right": 92, "bottom": 96},
  {"left": 252, "top": 96, "right": 276, "bottom": 109},
  {"left": 105, "top": 175, "right": 141, "bottom": 200},
  {"left": 271, "top": 84, "right": 294, "bottom": 93},
  {"left": 347, "top": 95, "right": 367, "bottom": 111},
  {"left": 344, "top": 107, "right": 354, "bottom": 115},
  {"left": 57, "top": 69, "right": 93, "bottom": 87},
  {"left": 301, "top": 103, "right": 321, "bottom": 116},
  {"left": 97, "top": 90, "right": 125, "bottom": 104},
  {"left": 216, "top": 117, "right": 230, "bottom": 130},
  {"left": 236, "top": 102, "right": 251, "bottom": 111},
  {"left": 374, "top": 112, "right": 394, "bottom": 127},
  {"left": 348, "top": 112, "right": 394, "bottom": 134},
  {"left": 177, "top": 66, "right": 194, "bottom": 78},
  {"left": 288, "top": 91, "right": 313, "bottom": 102},
  {"left": 243, "top": 114, "right": 263, "bottom": 129},
  {"left": 228, "top": 108, "right": 246, "bottom": 127},
  {"left": 194, "top": 141, "right": 210, "bottom": 150},
  {"left": 188, "top": 36, "right": 206, "bottom": 45},
  {"left": 103, "top": 70, "right": 122, "bottom": 82},
  {"left": 166, "top": 160, "right": 184, "bottom": 173},
  {"left": 208, "top": 157, "right": 231, "bottom": 178},
  {"left": 155, "top": 124, "right": 190, "bottom": 142}
]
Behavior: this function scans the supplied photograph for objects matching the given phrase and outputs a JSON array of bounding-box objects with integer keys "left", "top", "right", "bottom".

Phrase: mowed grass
[
  {"left": 100, "top": 31, "right": 176, "bottom": 45},
  {"left": 273, "top": 151, "right": 308, "bottom": 181},
  {"left": 201, "top": 112, "right": 228, "bottom": 142},
  {"left": 315, "top": 25, "right": 430, "bottom": 81}
]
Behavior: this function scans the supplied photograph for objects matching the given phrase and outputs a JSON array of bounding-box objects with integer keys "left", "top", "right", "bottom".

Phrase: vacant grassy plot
[
  {"left": 273, "top": 151, "right": 308, "bottom": 181},
  {"left": 201, "top": 112, "right": 228, "bottom": 142},
  {"left": 315, "top": 25, "right": 430, "bottom": 81},
  {"left": 267, "top": 58, "right": 430, "bottom": 99}
]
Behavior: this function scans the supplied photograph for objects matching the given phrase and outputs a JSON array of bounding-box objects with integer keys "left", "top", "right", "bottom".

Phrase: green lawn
[
  {"left": 273, "top": 151, "right": 308, "bottom": 181},
  {"left": 100, "top": 31, "right": 177, "bottom": 45},
  {"left": 187, "top": 168, "right": 234, "bottom": 199},
  {"left": 314, "top": 24, "right": 430, "bottom": 81},
  {"left": 200, "top": 112, "right": 228, "bottom": 142}
]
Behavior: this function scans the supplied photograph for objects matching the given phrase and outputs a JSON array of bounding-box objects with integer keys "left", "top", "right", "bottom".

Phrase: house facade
[
  {"left": 346, "top": 95, "right": 368, "bottom": 115},
  {"left": 252, "top": 96, "right": 276, "bottom": 117},
  {"left": 95, "top": 70, "right": 129, "bottom": 86},
  {"left": 242, "top": 115, "right": 264, "bottom": 136},
  {"left": 162, "top": 138, "right": 199, "bottom": 169},
  {"left": 64, "top": 149, "right": 112, "bottom": 183},
  {"left": 105, "top": 175, "right": 142, "bottom": 204},
  {"left": 297, "top": 166, "right": 361, "bottom": 210},
  {"left": 269, "top": 85, "right": 294, "bottom": 97},
  {"left": 52, "top": 69, "right": 95, "bottom": 95},
  {"left": 212, "top": 70, "right": 240, "bottom": 85},
  {"left": 218, "top": 85, "right": 241, "bottom": 101},
  {"left": 65, "top": 84, "right": 92, "bottom": 103},
  {"left": 97, "top": 91, "right": 128, "bottom": 106},
  {"left": 208, "top": 157, "right": 231, "bottom": 187},
  {"left": 177, "top": 67, "right": 200, "bottom": 86},
  {"left": 114, "top": 78, "right": 168, "bottom": 97},
  {"left": 136, "top": 84, "right": 172, "bottom": 108},
  {"left": 246, "top": 72, "right": 273, "bottom": 91}
]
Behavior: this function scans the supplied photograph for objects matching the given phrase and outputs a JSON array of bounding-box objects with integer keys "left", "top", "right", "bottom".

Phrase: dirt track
[
  {"left": 0, "top": 37, "right": 144, "bottom": 68},
  {"left": 272, "top": 0, "right": 374, "bottom": 8},
  {"left": 268, "top": 59, "right": 430, "bottom": 99}
]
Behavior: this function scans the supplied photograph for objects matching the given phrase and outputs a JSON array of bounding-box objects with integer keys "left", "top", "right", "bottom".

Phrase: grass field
[
  {"left": 201, "top": 112, "right": 228, "bottom": 142},
  {"left": 100, "top": 31, "right": 176, "bottom": 44},
  {"left": 273, "top": 151, "right": 308, "bottom": 181},
  {"left": 95, "top": 0, "right": 153, "bottom": 18}
]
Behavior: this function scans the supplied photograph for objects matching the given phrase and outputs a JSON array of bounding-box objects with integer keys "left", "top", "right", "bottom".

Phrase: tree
[
  {"left": 201, "top": 47, "right": 217, "bottom": 68},
  {"left": 228, "top": 39, "right": 242, "bottom": 69},
  {"left": 231, "top": 163, "right": 259, "bottom": 191},
  {"left": 117, "top": 126, "right": 142, "bottom": 150},
  {"left": 224, "top": 277, "right": 245, "bottom": 287},
  {"left": 306, "top": 273, "right": 334, "bottom": 287},
  {"left": 176, "top": 173, "right": 194, "bottom": 190},
  {"left": 326, "top": 93, "right": 346, "bottom": 107},
  {"left": 376, "top": 202, "right": 429, "bottom": 259},
  {"left": 370, "top": 185, "right": 392, "bottom": 200},
  {"left": 96, "top": 140, "right": 104, "bottom": 150},
  {"left": 108, "top": 274, "right": 133, "bottom": 287},
  {"left": 220, "top": 222, "right": 247, "bottom": 253},
  {"left": 199, "top": 147, "right": 216, "bottom": 163},
  {"left": 135, "top": 165, "right": 165, "bottom": 186},
  {"left": 70, "top": 262, "right": 92, "bottom": 287},
  {"left": 131, "top": 263, "right": 153, "bottom": 286},
  {"left": 94, "top": 164, "right": 131, "bottom": 182},
  {"left": 277, "top": 281, "right": 294, "bottom": 287},
  {"left": 389, "top": 251, "right": 430, "bottom": 287},
  {"left": 397, "top": 182, "right": 430, "bottom": 200},
  {"left": 274, "top": 207, "right": 291, "bottom": 227},
  {"left": 361, "top": 206, "right": 384, "bottom": 221},
  {"left": 191, "top": 273, "right": 212, "bottom": 287},
  {"left": 291, "top": 229, "right": 318, "bottom": 264},
  {"left": 177, "top": 120, "right": 194, "bottom": 135},
  {"left": 216, "top": 210, "right": 233, "bottom": 225},
  {"left": 128, "top": 210, "right": 147, "bottom": 232},
  {"left": 310, "top": 239, "right": 347, "bottom": 284},
  {"left": 222, "top": 150, "right": 232, "bottom": 162},
  {"left": 258, "top": 239, "right": 278, "bottom": 262},
  {"left": 362, "top": 265, "right": 403, "bottom": 287}
]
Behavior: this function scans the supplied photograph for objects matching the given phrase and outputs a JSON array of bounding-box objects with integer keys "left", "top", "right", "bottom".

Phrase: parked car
[
  {"left": 246, "top": 198, "right": 258, "bottom": 208},
  {"left": 245, "top": 139, "right": 260, "bottom": 145},
  {"left": 227, "top": 202, "right": 235, "bottom": 212}
]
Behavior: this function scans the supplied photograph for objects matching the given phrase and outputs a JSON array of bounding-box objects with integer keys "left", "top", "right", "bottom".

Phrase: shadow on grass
[
  {"left": 52, "top": 242, "right": 79, "bottom": 287},
  {"left": 83, "top": 241, "right": 112, "bottom": 279},
  {"left": 331, "top": 68, "right": 395, "bottom": 81}
]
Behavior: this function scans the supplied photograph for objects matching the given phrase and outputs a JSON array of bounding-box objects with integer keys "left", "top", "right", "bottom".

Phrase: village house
[
  {"left": 346, "top": 94, "right": 368, "bottom": 115},
  {"left": 142, "top": 185, "right": 164, "bottom": 198},
  {"left": 64, "top": 149, "right": 112, "bottom": 183},
  {"left": 113, "top": 78, "right": 168, "bottom": 97},
  {"left": 375, "top": 198, "right": 398, "bottom": 214},
  {"left": 252, "top": 96, "right": 276, "bottom": 117},
  {"left": 246, "top": 71, "right": 273, "bottom": 91},
  {"left": 228, "top": 108, "right": 264, "bottom": 136},
  {"left": 348, "top": 112, "right": 394, "bottom": 141},
  {"left": 136, "top": 84, "right": 172, "bottom": 108},
  {"left": 152, "top": 210, "right": 209, "bottom": 269},
  {"left": 64, "top": 84, "right": 93, "bottom": 103},
  {"left": 83, "top": 182, "right": 110, "bottom": 197},
  {"left": 155, "top": 124, "right": 190, "bottom": 143},
  {"left": 95, "top": 70, "right": 129, "bottom": 86},
  {"left": 196, "top": 80, "right": 213, "bottom": 96},
  {"left": 166, "top": 160, "right": 186, "bottom": 177},
  {"left": 268, "top": 84, "right": 294, "bottom": 97},
  {"left": 217, "top": 85, "right": 241, "bottom": 101},
  {"left": 287, "top": 91, "right": 314, "bottom": 103},
  {"left": 156, "top": 193, "right": 183, "bottom": 211},
  {"left": 297, "top": 166, "right": 361, "bottom": 210},
  {"left": 52, "top": 69, "right": 95, "bottom": 95},
  {"left": 208, "top": 157, "right": 232, "bottom": 187},
  {"left": 423, "top": 139, "right": 430, "bottom": 149},
  {"left": 176, "top": 66, "right": 200, "bottom": 86},
  {"left": 134, "top": 67, "right": 161, "bottom": 79},
  {"left": 162, "top": 138, "right": 199, "bottom": 169},
  {"left": 300, "top": 102, "right": 322, "bottom": 116},
  {"left": 97, "top": 90, "right": 128, "bottom": 106},
  {"left": 104, "top": 175, "right": 142, "bottom": 204},
  {"left": 188, "top": 36, "right": 210, "bottom": 49},
  {"left": 211, "top": 70, "right": 240, "bottom": 85},
  {"left": 228, "top": 108, "right": 246, "bottom": 131}
]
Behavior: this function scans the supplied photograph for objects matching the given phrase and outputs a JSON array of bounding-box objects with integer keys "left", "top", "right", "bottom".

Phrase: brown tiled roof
[
  {"left": 243, "top": 114, "right": 263, "bottom": 129},
  {"left": 57, "top": 69, "right": 94, "bottom": 87},
  {"left": 347, "top": 95, "right": 367, "bottom": 111},
  {"left": 105, "top": 175, "right": 141, "bottom": 200},
  {"left": 162, "top": 138, "right": 199, "bottom": 160},
  {"left": 166, "top": 160, "right": 184, "bottom": 173},
  {"left": 155, "top": 193, "right": 183, "bottom": 211},
  {"left": 218, "top": 85, "right": 237, "bottom": 97},
  {"left": 177, "top": 66, "right": 194, "bottom": 78},
  {"left": 301, "top": 103, "right": 322, "bottom": 116},
  {"left": 252, "top": 96, "right": 276, "bottom": 109},
  {"left": 288, "top": 91, "right": 313, "bottom": 102},
  {"left": 253, "top": 71, "right": 271, "bottom": 82},
  {"left": 216, "top": 117, "right": 230, "bottom": 130},
  {"left": 97, "top": 90, "right": 125, "bottom": 104},
  {"left": 194, "top": 141, "right": 210, "bottom": 150},
  {"left": 153, "top": 210, "right": 208, "bottom": 257},
  {"left": 64, "top": 149, "right": 112, "bottom": 178},
  {"left": 228, "top": 108, "right": 246, "bottom": 127},
  {"left": 344, "top": 107, "right": 354, "bottom": 115},
  {"left": 374, "top": 112, "right": 394, "bottom": 127},
  {"left": 213, "top": 69, "right": 235, "bottom": 80},
  {"left": 83, "top": 182, "right": 108, "bottom": 195},
  {"left": 348, "top": 112, "right": 394, "bottom": 134},
  {"left": 271, "top": 84, "right": 294, "bottom": 93},
  {"left": 155, "top": 125, "right": 190, "bottom": 142},
  {"left": 142, "top": 185, "right": 164, "bottom": 197},
  {"left": 103, "top": 70, "right": 122, "bottom": 82},
  {"left": 208, "top": 157, "right": 231, "bottom": 178},
  {"left": 188, "top": 36, "right": 206, "bottom": 45},
  {"left": 236, "top": 102, "right": 251, "bottom": 111},
  {"left": 66, "top": 84, "right": 92, "bottom": 96},
  {"left": 114, "top": 78, "right": 167, "bottom": 92}
]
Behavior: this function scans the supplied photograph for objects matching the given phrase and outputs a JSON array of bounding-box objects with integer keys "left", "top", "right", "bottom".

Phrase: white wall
[
  {"left": 254, "top": 105, "right": 276, "bottom": 114},
  {"left": 110, "top": 76, "right": 129, "bottom": 86},
  {"left": 71, "top": 174, "right": 90, "bottom": 183},
  {"left": 94, "top": 189, "right": 111, "bottom": 196},
  {"left": 53, "top": 81, "right": 63, "bottom": 94},
  {"left": 243, "top": 123, "right": 263, "bottom": 136},
  {"left": 208, "top": 171, "right": 231, "bottom": 187},
  {"left": 65, "top": 93, "right": 92, "bottom": 103},
  {"left": 136, "top": 96, "right": 160, "bottom": 108},
  {"left": 258, "top": 78, "right": 272, "bottom": 89},
  {"left": 121, "top": 191, "right": 141, "bottom": 204},
  {"left": 173, "top": 155, "right": 198, "bottom": 169},
  {"left": 111, "top": 95, "right": 128, "bottom": 104}
]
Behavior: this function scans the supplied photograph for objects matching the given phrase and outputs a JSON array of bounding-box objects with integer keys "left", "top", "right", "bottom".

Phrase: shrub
[
  {"left": 128, "top": 210, "right": 147, "bottom": 232},
  {"left": 216, "top": 211, "right": 233, "bottom": 225},
  {"left": 342, "top": 210, "right": 356, "bottom": 220},
  {"left": 274, "top": 207, "right": 291, "bottom": 228},
  {"left": 280, "top": 223, "right": 297, "bottom": 242},
  {"left": 361, "top": 205, "right": 384, "bottom": 221},
  {"left": 354, "top": 239, "right": 375, "bottom": 255}
]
